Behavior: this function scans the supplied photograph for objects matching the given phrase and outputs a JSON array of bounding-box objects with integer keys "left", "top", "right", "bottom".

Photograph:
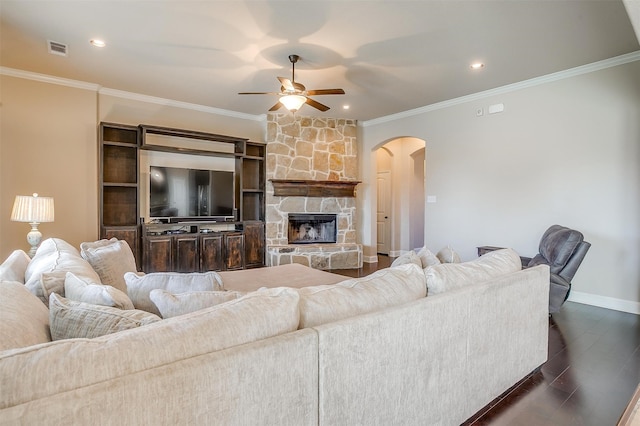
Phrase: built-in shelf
[{"left": 270, "top": 179, "right": 361, "bottom": 198}]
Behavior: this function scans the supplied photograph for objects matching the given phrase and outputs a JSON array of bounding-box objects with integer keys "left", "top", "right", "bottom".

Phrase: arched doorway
[{"left": 374, "top": 137, "right": 426, "bottom": 257}]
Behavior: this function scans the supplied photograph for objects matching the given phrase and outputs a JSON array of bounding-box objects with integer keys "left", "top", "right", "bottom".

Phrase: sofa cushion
[
  {"left": 80, "top": 238, "right": 137, "bottom": 294},
  {"left": 297, "top": 263, "right": 427, "bottom": 329},
  {"left": 416, "top": 247, "right": 441, "bottom": 268},
  {"left": 0, "top": 250, "right": 31, "bottom": 283},
  {"left": 0, "top": 280, "right": 51, "bottom": 351},
  {"left": 64, "top": 272, "right": 134, "bottom": 310},
  {"left": 25, "top": 238, "right": 102, "bottom": 305},
  {"left": 390, "top": 250, "right": 422, "bottom": 268},
  {"left": 124, "top": 271, "right": 224, "bottom": 315},
  {"left": 150, "top": 289, "right": 245, "bottom": 318},
  {"left": 426, "top": 248, "right": 521, "bottom": 295},
  {"left": 49, "top": 293, "right": 161, "bottom": 340}
]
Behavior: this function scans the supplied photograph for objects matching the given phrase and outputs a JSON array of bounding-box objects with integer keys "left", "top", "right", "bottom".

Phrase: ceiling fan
[{"left": 239, "top": 54, "right": 345, "bottom": 112}]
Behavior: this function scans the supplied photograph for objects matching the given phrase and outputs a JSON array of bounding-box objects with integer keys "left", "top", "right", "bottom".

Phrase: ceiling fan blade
[
  {"left": 305, "top": 97, "right": 330, "bottom": 112},
  {"left": 306, "top": 89, "right": 345, "bottom": 96},
  {"left": 269, "top": 101, "right": 283, "bottom": 111},
  {"left": 238, "top": 92, "right": 281, "bottom": 95},
  {"left": 277, "top": 77, "right": 295, "bottom": 92}
]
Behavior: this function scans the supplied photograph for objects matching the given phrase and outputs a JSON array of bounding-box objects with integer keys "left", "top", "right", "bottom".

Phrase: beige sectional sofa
[{"left": 0, "top": 239, "right": 550, "bottom": 425}]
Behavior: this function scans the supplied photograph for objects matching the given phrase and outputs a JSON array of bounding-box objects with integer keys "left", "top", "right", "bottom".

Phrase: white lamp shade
[
  {"left": 279, "top": 95, "right": 307, "bottom": 111},
  {"left": 11, "top": 193, "right": 55, "bottom": 223}
]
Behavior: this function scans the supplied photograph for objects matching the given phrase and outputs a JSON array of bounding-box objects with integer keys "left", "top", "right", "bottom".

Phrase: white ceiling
[{"left": 1, "top": 0, "right": 639, "bottom": 121}]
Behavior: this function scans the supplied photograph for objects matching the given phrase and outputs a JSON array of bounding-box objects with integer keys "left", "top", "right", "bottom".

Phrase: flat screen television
[{"left": 149, "top": 166, "right": 235, "bottom": 221}]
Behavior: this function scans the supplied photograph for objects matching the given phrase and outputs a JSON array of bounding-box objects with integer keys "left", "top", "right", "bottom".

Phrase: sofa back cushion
[
  {"left": 124, "top": 271, "right": 224, "bottom": 315},
  {"left": 25, "top": 238, "right": 101, "bottom": 304},
  {"left": 0, "top": 287, "right": 300, "bottom": 410},
  {"left": 298, "top": 263, "right": 426, "bottom": 329},
  {"left": 0, "top": 280, "right": 51, "bottom": 351},
  {"left": 425, "top": 248, "right": 521, "bottom": 295},
  {"left": 0, "top": 250, "right": 31, "bottom": 283}
]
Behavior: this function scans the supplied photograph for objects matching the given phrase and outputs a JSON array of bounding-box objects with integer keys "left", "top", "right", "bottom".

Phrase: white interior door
[{"left": 377, "top": 171, "right": 391, "bottom": 255}]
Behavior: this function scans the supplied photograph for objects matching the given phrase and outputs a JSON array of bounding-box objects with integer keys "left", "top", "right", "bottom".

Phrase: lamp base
[{"left": 26, "top": 223, "right": 42, "bottom": 258}]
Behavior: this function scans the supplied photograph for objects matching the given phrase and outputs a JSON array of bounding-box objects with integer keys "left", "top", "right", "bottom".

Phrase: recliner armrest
[{"left": 519, "top": 256, "right": 532, "bottom": 268}]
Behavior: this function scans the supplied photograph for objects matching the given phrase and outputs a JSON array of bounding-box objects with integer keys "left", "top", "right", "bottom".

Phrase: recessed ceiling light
[
  {"left": 471, "top": 62, "right": 484, "bottom": 70},
  {"left": 90, "top": 39, "right": 106, "bottom": 48},
  {"left": 343, "top": 105, "right": 350, "bottom": 110}
]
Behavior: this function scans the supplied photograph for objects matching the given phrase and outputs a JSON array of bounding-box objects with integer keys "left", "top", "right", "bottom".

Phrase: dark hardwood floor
[{"left": 333, "top": 255, "right": 640, "bottom": 426}]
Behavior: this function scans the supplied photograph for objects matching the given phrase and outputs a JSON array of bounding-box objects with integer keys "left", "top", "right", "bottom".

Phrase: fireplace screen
[{"left": 288, "top": 214, "right": 337, "bottom": 244}]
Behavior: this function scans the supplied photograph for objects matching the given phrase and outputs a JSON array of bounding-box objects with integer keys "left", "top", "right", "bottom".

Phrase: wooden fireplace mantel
[{"left": 270, "top": 179, "right": 361, "bottom": 197}]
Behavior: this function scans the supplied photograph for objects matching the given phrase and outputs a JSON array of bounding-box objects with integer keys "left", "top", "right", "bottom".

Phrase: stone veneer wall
[{"left": 266, "top": 113, "right": 361, "bottom": 268}]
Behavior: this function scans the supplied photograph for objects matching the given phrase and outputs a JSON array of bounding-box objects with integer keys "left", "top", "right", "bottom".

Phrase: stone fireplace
[
  {"left": 288, "top": 213, "right": 337, "bottom": 244},
  {"left": 265, "top": 114, "right": 362, "bottom": 270}
]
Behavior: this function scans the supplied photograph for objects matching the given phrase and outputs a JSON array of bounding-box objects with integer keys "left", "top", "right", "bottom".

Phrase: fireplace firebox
[{"left": 288, "top": 214, "right": 337, "bottom": 244}]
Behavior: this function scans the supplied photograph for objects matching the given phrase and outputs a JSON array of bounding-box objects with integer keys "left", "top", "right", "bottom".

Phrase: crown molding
[
  {"left": 0, "top": 66, "right": 266, "bottom": 122},
  {"left": 361, "top": 50, "right": 640, "bottom": 127},
  {"left": 0, "top": 67, "right": 100, "bottom": 91},
  {"left": 99, "top": 87, "right": 266, "bottom": 122}
]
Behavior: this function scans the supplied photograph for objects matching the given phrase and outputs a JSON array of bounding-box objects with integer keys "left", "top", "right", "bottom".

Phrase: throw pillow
[
  {"left": 390, "top": 250, "right": 422, "bottom": 268},
  {"left": 64, "top": 272, "right": 134, "bottom": 310},
  {"left": 298, "top": 263, "right": 427, "bottom": 329},
  {"left": 49, "top": 293, "right": 161, "bottom": 340},
  {"left": 416, "top": 246, "right": 441, "bottom": 269},
  {"left": 425, "top": 248, "right": 521, "bottom": 295},
  {"left": 0, "top": 250, "right": 31, "bottom": 283},
  {"left": 80, "top": 238, "right": 137, "bottom": 294},
  {"left": 436, "top": 246, "right": 461, "bottom": 263},
  {"left": 0, "top": 280, "right": 51, "bottom": 351},
  {"left": 25, "top": 238, "right": 102, "bottom": 305},
  {"left": 124, "top": 271, "right": 225, "bottom": 315},
  {"left": 150, "top": 289, "right": 245, "bottom": 319}
]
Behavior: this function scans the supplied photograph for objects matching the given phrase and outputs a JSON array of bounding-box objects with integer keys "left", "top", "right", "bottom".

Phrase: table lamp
[{"left": 11, "top": 193, "right": 55, "bottom": 257}]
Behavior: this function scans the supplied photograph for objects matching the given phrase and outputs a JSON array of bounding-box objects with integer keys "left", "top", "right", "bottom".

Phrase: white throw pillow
[
  {"left": 64, "top": 272, "right": 134, "bottom": 310},
  {"left": 124, "top": 271, "right": 225, "bottom": 315},
  {"left": 49, "top": 293, "right": 161, "bottom": 340},
  {"left": 0, "top": 250, "right": 31, "bottom": 283},
  {"left": 0, "top": 280, "right": 51, "bottom": 351},
  {"left": 426, "top": 248, "right": 522, "bottom": 295},
  {"left": 25, "top": 238, "right": 102, "bottom": 305},
  {"left": 416, "top": 247, "right": 441, "bottom": 269},
  {"left": 150, "top": 289, "right": 245, "bottom": 318},
  {"left": 80, "top": 238, "right": 137, "bottom": 294},
  {"left": 390, "top": 250, "right": 422, "bottom": 268},
  {"left": 436, "top": 246, "right": 461, "bottom": 263},
  {"left": 297, "top": 263, "right": 427, "bottom": 329}
]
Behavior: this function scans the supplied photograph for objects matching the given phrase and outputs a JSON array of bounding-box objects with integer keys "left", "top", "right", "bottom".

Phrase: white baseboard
[
  {"left": 363, "top": 255, "right": 378, "bottom": 263},
  {"left": 568, "top": 291, "right": 640, "bottom": 315}
]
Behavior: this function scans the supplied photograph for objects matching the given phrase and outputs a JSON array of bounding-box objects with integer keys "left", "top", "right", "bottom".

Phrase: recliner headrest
[{"left": 539, "top": 225, "right": 584, "bottom": 273}]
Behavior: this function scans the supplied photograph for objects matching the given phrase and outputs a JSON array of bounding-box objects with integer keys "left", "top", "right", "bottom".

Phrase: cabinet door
[
  {"left": 175, "top": 235, "right": 199, "bottom": 273},
  {"left": 144, "top": 236, "right": 173, "bottom": 273},
  {"left": 224, "top": 232, "right": 245, "bottom": 271},
  {"left": 200, "top": 234, "right": 224, "bottom": 272},
  {"left": 244, "top": 222, "right": 265, "bottom": 268}
]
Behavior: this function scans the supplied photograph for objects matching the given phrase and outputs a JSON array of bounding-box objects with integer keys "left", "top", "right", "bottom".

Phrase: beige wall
[
  {"left": 0, "top": 75, "right": 98, "bottom": 259},
  {"left": 361, "top": 58, "right": 640, "bottom": 313}
]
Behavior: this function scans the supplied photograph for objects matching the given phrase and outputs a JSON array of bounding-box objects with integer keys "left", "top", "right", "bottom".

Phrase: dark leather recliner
[{"left": 523, "top": 225, "right": 591, "bottom": 313}]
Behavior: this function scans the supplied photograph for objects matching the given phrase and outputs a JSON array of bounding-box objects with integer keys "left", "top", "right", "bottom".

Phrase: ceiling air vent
[{"left": 47, "top": 40, "right": 68, "bottom": 57}]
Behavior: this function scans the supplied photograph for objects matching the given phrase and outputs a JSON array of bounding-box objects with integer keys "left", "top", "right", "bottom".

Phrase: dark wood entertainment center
[{"left": 99, "top": 122, "right": 265, "bottom": 273}]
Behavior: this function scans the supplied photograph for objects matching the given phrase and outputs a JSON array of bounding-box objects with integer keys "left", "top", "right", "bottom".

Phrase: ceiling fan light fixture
[{"left": 279, "top": 94, "right": 306, "bottom": 111}]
